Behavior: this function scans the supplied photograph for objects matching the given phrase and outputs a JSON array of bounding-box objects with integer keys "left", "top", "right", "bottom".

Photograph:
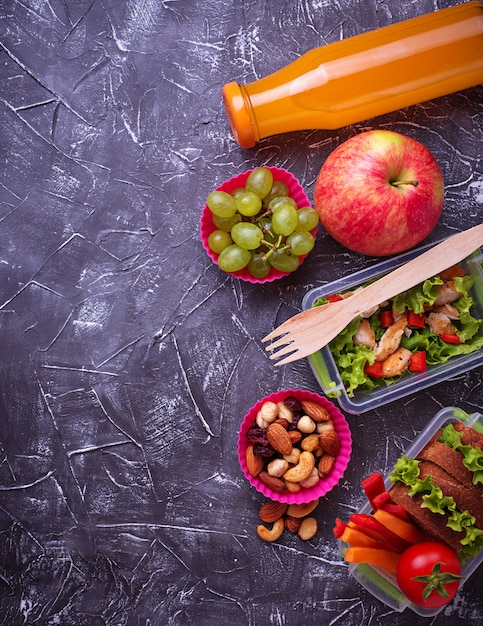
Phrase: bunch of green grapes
[{"left": 206, "top": 167, "right": 319, "bottom": 279}]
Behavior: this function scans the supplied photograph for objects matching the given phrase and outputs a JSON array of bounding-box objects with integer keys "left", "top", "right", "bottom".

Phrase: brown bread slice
[
  {"left": 417, "top": 439, "right": 476, "bottom": 490},
  {"left": 453, "top": 422, "right": 483, "bottom": 451},
  {"left": 418, "top": 460, "right": 483, "bottom": 528},
  {"left": 389, "top": 481, "right": 464, "bottom": 553}
]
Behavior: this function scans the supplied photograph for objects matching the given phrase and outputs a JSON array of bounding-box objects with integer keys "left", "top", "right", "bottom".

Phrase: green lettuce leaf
[
  {"left": 392, "top": 276, "right": 443, "bottom": 314},
  {"left": 390, "top": 454, "right": 420, "bottom": 485},
  {"left": 439, "top": 423, "right": 483, "bottom": 486}
]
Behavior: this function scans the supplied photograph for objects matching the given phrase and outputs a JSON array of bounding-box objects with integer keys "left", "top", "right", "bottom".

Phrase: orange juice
[{"left": 223, "top": 2, "right": 483, "bottom": 148}]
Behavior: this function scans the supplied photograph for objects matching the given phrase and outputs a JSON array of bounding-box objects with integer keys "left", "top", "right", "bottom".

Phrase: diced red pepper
[
  {"left": 333, "top": 517, "right": 347, "bottom": 539},
  {"left": 326, "top": 293, "right": 343, "bottom": 302},
  {"left": 407, "top": 310, "right": 426, "bottom": 328},
  {"left": 409, "top": 351, "right": 427, "bottom": 373},
  {"left": 361, "top": 472, "right": 386, "bottom": 510},
  {"left": 380, "top": 310, "right": 394, "bottom": 328},
  {"left": 441, "top": 334, "right": 461, "bottom": 344},
  {"left": 364, "top": 361, "right": 384, "bottom": 378}
]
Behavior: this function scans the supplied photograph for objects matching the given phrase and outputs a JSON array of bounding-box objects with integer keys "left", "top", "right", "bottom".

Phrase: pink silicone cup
[
  {"left": 238, "top": 389, "right": 352, "bottom": 504},
  {"left": 200, "top": 166, "right": 314, "bottom": 283}
]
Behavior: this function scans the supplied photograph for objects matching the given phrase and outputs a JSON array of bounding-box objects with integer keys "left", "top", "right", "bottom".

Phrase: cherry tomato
[{"left": 396, "top": 541, "right": 462, "bottom": 609}]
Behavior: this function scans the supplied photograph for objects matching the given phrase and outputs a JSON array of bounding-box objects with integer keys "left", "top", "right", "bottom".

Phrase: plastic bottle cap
[{"left": 222, "top": 82, "right": 256, "bottom": 149}]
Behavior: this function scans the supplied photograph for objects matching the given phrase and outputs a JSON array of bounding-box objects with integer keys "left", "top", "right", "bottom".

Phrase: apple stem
[{"left": 391, "top": 180, "right": 419, "bottom": 188}]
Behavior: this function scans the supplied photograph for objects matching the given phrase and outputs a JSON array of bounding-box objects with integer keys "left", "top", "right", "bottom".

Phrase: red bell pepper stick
[
  {"left": 407, "top": 310, "right": 426, "bottom": 328},
  {"left": 380, "top": 501, "right": 411, "bottom": 522},
  {"left": 441, "top": 333, "right": 461, "bottom": 344},
  {"left": 361, "top": 472, "right": 386, "bottom": 510},
  {"left": 372, "top": 491, "right": 392, "bottom": 510},
  {"left": 364, "top": 361, "right": 384, "bottom": 378},
  {"left": 380, "top": 310, "right": 394, "bottom": 328},
  {"left": 333, "top": 517, "right": 347, "bottom": 539},
  {"left": 409, "top": 351, "right": 427, "bottom": 373}
]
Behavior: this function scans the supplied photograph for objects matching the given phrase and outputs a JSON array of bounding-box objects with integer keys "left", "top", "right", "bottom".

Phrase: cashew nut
[
  {"left": 277, "top": 401, "right": 294, "bottom": 423},
  {"left": 255, "top": 410, "right": 270, "bottom": 429},
  {"left": 256, "top": 517, "right": 285, "bottom": 542},
  {"left": 316, "top": 421, "right": 335, "bottom": 434},
  {"left": 282, "top": 451, "right": 315, "bottom": 483}
]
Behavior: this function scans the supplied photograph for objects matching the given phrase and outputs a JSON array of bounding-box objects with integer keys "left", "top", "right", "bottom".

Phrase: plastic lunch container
[
  {"left": 301, "top": 240, "right": 483, "bottom": 414},
  {"left": 339, "top": 406, "right": 483, "bottom": 617}
]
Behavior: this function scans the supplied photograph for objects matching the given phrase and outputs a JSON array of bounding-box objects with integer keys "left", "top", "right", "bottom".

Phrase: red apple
[{"left": 313, "top": 130, "right": 444, "bottom": 256}]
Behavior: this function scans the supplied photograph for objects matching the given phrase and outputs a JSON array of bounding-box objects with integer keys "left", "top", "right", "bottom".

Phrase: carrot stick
[{"left": 344, "top": 546, "right": 401, "bottom": 574}]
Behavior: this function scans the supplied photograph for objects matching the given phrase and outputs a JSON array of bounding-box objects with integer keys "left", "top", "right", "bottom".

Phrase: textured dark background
[{"left": 0, "top": 1, "right": 482, "bottom": 624}]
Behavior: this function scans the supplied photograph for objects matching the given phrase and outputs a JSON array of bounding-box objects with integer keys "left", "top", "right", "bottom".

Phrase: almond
[
  {"left": 318, "top": 454, "right": 335, "bottom": 477},
  {"left": 301, "top": 400, "right": 331, "bottom": 422},
  {"left": 246, "top": 445, "right": 264, "bottom": 477},
  {"left": 267, "top": 422, "right": 293, "bottom": 455},
  {"left": 259, "top": 471, "right": 287, "bottom": 492},
  {"left": 273, "top": 417, "right": 290, "bottom": 429},
  {"left": 288, "top": 430, "right": 303, "bottom": 445},
  {"left": 319, "top": 429, "right": 341, "bottom": 457},
  {"left": 285, "top": 515, "right": 302, "bottom": 533},
  {"left": 259, "top": 500, "right": 288, "bottom": 523},
  {"left": 286, "top": 498, "right": 320, "bottom": 518}
]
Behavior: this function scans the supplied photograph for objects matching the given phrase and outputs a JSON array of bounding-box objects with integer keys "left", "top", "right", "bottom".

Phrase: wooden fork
[{"left": 262, "top": 223, "right": 483, "bottom": 366}]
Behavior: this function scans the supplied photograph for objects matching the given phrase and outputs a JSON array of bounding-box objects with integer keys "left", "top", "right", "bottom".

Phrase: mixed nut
[
  {"left": 257, "top": 498, "right": 320, "bottom": 542},
  {"left": 245, "top": 395, "right": 342, "bottom": 542},
  {"left": 245, "top": 395, "right": 341, "bottom": 494}
]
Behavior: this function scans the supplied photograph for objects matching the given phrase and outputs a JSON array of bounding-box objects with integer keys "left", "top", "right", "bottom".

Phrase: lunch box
[
  {"left": 338, "top": 406, "right": 483, "bottom": 616},
  {"left": 302, "top": 241, "right": 483, "bottom": 414}
]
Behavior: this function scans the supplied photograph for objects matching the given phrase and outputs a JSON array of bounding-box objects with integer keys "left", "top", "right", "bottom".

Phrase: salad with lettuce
[{"left": 313, "top": 265, "right": 483, "bottom": 397}]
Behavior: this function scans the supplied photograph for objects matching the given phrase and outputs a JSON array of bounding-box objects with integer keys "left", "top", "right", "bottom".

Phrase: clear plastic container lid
[
  {"left": 302, "top": 240, "right": 483, "bottom": 414},
  {"left": 338, "top": 406, "right": 483, "bottom": 616}
]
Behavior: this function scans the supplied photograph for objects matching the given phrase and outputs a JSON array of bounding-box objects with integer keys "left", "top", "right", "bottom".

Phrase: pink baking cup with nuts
[
  {"left": 200, "top": 166, "right": 314, "bottom": 283},
  {"left": 238, "top": 389, "right": 352, "bottom": 504}
]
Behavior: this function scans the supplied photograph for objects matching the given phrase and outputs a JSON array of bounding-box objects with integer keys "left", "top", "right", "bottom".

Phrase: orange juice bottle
[{"left": 223, "top": 2, "right": 483, "bottom": 148}]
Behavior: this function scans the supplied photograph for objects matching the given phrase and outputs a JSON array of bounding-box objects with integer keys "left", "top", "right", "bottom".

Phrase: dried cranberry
[
  {"left": 246, "top": 427, "right": 268, "bottom": 444},
  {"left": 253, "top": 442, "right": 276, "bottom": 457},
  {"left": 284, "top": 396, "right": 302, "bottom": 412},
  {"left": 288, "top": 411, "right": 302, "bottom": 430}
]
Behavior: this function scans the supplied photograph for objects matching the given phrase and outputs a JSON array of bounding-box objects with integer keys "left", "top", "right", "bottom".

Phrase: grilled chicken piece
[
  {"left": 433, "top": 280, "right": 462, "bottom": 306},
  {"left": 353, "top": 319, "right": 376, "bottom": 348},
  {"left": 381, "top": 347, "right": 412, "bottom": 377},
  {"left": 432, "top": 303, "right": 460, "bottom": 320},
  {"left": 374, "top": 316, "right": 408, "bottom": 362},
  {"left": 426, "top": 311, "right": 457, "bottom": 337}
]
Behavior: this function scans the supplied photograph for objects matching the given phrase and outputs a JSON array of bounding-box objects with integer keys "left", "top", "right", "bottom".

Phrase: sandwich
[{"left": 389, "top": 421, "right": 483, "bottom": 560}]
